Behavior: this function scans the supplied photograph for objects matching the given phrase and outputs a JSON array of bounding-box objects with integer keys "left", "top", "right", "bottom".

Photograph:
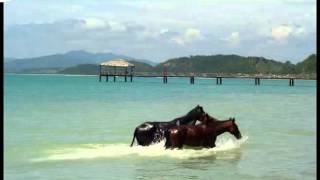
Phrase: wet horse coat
[
  {"left": 164, "top": 114, "right": 242, "bottom": 149},
  {"left": 130, "top": 105, "right": 205, "bottom": 146}
]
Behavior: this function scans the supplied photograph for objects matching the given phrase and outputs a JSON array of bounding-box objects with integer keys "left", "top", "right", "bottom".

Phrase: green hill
[
  {"left": 155, "top": 55, "right": 297, "bottom": 74},
  {"left": 295, "top": 54, "right": 316, "bottom": 74},
  {"left": 58, "top": 54, "right": 316, "bottom": 78}
]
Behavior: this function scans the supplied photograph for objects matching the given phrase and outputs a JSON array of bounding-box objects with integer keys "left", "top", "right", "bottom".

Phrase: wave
[{"left": 32, "top": 136, "right": 248, "bottom": 162}]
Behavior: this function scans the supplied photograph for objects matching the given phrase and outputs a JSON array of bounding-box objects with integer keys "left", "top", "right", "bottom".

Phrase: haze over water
[{"left": 4, "top": 74, "right": 316, "bottom": 179}]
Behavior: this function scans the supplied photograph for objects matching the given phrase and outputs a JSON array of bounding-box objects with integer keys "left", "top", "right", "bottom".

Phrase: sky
[{"left": 4, "top": 0, "right": 317, "bottom": 63}]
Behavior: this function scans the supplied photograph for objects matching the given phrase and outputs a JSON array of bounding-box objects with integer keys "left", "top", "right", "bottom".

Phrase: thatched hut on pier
[{"left": 99, "top": 59, "right": 135, "bottom": 82}]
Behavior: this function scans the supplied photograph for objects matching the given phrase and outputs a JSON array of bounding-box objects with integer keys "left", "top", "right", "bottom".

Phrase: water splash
[{"left": 32, "top": 136, "right": 248, "bottom": 162}]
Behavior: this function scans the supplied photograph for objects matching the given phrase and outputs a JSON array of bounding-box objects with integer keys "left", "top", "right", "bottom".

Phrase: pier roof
[{"left": 100, "top": 59, "right": 135, "bottom": 67}]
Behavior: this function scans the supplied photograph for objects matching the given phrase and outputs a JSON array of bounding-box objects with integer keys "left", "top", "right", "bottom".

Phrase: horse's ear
[{"left": 232, "top": 118, "right": 235, "bottom": 123}]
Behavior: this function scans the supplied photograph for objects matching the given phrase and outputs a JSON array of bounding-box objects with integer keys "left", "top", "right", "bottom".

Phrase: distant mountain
[
  {"left": 135, "top": 59, "right": 157, "bottom": 67},
  {"left": 58, "top": 64, "right": 99, "bottom": 75},
  {"left": 4, "top": 57, "right": 17, "bottom": 62},
  {"left": 4, "top": 50, "right": 157, "bottom": 73}
]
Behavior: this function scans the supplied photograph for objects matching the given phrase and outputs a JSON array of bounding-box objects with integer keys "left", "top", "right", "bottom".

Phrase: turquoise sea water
[{"left": 4, "top": 74, "right": 316, "bottom": 180}]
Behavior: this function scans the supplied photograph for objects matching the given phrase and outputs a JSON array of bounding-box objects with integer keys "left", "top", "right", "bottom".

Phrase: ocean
[{"left": 4, "top": 74, "right": 316, "bottom": 180}]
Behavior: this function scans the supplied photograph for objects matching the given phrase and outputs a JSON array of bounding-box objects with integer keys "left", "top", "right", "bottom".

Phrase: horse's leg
[
  {"left": 203, "top": 140, "right": 211, "bottom": 148},
  {"left": 170, "top": 138, "right": 177, "bottom": 149},
  {"left": 169, "top": 134, "right": 180, "bottom": 149},
  {"left": 155, "top": 129, "right": 163, "bottom": 143},
  {"left": 209, "top": 136, "right": 217, "bottom": 148},
  {"left": 177, "top": 129, "right": 186, "bottom": 149},
  {"left": 205, "top": 137, "right": 212, "bottom": 148},
  {"left": 130, "top": 128, "right": 137, "bottom": 147},
  {"left": 159, "top": 129, "right": 165, "bottom": 142},
  {"left": 177, "top": 134, "right": 184, "bottom": 149}
]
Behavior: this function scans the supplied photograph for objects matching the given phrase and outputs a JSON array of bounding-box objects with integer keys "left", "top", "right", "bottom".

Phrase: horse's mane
[{"left": 170, "top": 105, "right": 203, "bottom": 124}]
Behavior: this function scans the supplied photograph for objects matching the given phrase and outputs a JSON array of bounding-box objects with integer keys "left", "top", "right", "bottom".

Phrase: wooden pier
[{"left": 100, "top": 74, "right": 310, "bottom": 86}]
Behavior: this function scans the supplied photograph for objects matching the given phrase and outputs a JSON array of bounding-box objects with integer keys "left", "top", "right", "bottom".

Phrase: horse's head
[
  {"left": 176, "top": 105, "right": 205, "bottom": 125},
  {"left": 199, "top": 113, "right": 208, "bottom": 122},
  {"left": 228, "top": 118, "right": 242, "bottom": 139},
  {"left": 188, "top": 105, "right": 205, "bottom": 119}
]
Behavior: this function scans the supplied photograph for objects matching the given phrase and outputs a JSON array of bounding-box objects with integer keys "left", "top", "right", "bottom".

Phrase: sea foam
[{"left": 32, "top": 136, "right": 248, "bottom": 162}]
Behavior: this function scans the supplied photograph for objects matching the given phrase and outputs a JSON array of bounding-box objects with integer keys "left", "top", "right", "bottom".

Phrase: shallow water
[{"left": 4, "top": 74, "right": 316, "bottom": 179}]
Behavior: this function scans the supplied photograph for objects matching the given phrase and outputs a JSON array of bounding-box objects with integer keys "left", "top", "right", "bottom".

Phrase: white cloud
[
  {"left": 109, "top": 21, "right": 126, "bottom": 32},
  {"left": 171, "top": 28, "right": 203, "bottom": 45},
  {"left": 160, "top": 28, "right": 169, "bottom": 34},
  {"left": 292, "top": 25, "right": 308, "bottom": 38},
  {"left": 223, "top": 32, "right": 240, "bottom": 45},
  {"left": 185, "top": 28, "right": 202, "bottom": 41},
  {"left": 271, "top": 25, "right": 293, "bottom": 41},
  {"left": 83, "top": 18, "right": 109, "bottom": 29}
]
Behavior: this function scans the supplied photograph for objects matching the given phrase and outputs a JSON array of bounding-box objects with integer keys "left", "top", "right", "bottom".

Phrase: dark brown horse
[
  {"left": 130, "top": 105, "right": 205, "bottom": 146},
  {"left": 164, "top": 113, "right": 242, "bottom": 149}
]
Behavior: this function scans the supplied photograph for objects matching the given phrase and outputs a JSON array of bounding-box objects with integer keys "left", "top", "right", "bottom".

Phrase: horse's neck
[
  {"left": 180, "top": 118, "right": 196, "bottom": 126},
  {"left": 170, "top": 114, "right": 190, "bottom": 124},
  {"left": 209, "top": 116, "right": 219, "bottom": 121},
  {"left": 214, "top": 120, "right": 232, "bottom": 136}
]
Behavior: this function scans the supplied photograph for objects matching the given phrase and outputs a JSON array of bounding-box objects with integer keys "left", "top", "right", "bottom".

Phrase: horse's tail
[
  {"left": 130, "top": 128, "right": 137, "bottom": 147},
  {"left": 164, "top": 129, "right": 171, "bottom": 148}
]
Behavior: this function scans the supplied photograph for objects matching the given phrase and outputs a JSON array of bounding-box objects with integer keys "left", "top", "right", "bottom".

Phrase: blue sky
[{"left": 4, "top": 0, "right": 316, "bottom": 63}]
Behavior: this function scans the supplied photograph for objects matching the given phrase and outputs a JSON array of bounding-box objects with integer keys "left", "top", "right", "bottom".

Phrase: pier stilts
[
  {"left": 125, "top": 75, "right": 127, "bottom": 82},
  {"left": 163, "top": 76, "right": 168, "bottom": 84},
  {"left": 190, "top": 76, "right": 195, "bottom": 84},
  {"left": 106, "top": 75, "right": 108, "bottom": 82},
  {"left": 130, "top": 75, "right": 133, "bottom": 82},
  {"left": 216, "top": 77, "right": 222, "bottom": 85},
  {"left": 255, "top": 78, "right": 260, "bottom": 85},
  {"left": 289, "top": 78, "right": 294, "bottom": 86},
  {"left": 292, "top": 79, "right": 294, "bottom": 86},
  {"left": 99, "top": 65, "right": 102, "bottom": 82},
  {"left": 114, "top": 75, "right": 116, "bottom": 82}
]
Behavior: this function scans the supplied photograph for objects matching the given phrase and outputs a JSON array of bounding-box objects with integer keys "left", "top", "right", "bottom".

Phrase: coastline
[{"left": 4, "top": 72, "right": 317, "bottom": 80}]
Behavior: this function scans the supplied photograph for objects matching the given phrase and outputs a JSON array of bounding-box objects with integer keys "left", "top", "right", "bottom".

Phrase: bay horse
[
  {"left": 130, "top": 105, "right": 205, "bottom": 146},
  {"left": 164, "top": 113, "right": 242, "bottom": 149}
]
